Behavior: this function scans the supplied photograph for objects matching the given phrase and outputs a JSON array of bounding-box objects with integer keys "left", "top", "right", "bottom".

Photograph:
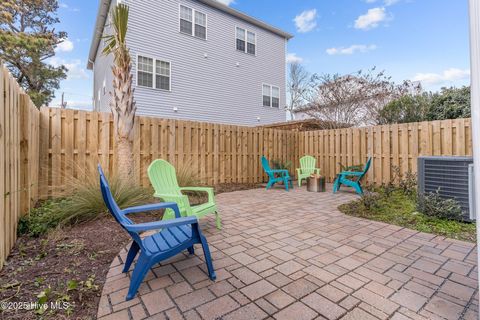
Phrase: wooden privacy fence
[
  {"left": 38, "top": 108, "right": 473, "bottom": 196},
  {"left": 38, "top": 107, "right": 300, "bottom": 198},
  {"left": 301, "top": 119, "right": 472, "bottom": 185},
  {"left": 0, "top": 65, "right": 40, "bottom": 269}
]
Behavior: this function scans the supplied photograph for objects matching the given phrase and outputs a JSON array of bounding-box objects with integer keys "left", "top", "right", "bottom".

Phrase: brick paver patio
[{"left": 97, "top": 185, "right": 479, "bottom": 320}]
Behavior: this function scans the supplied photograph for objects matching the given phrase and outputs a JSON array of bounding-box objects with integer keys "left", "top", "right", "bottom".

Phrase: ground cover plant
[{"left": 338, "top": 167, "right": 476, "bottom": 242}]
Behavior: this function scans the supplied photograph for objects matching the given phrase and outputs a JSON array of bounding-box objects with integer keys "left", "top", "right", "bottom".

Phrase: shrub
[
  {"left": 271, "top": 159, "right": 293, "bottom": 177},
  {"left": 359, "top": 191, "right": 381, "bottom": 211},
  {"left": 19, "top": 166, "right": 152, "bottom": 237},
  {"left": 417, "top": 189, "right": 464, "bottom": 221},
  {"left": 389, "top": 166, "right": 417, "bottom": 197}
]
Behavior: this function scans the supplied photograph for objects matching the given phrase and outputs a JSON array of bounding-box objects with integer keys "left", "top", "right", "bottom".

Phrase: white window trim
[
  {"left": 179, "top": 4, "right": 208, "bottom": 41},
  {"left": 235, "top": 26, "right": 257, "bottom": 56},
  {"left": 136, "top": 54, "right": 172, "bottom": 92},
  {"left": 262, "top": 83, "right": 280, "bottom": 108}
]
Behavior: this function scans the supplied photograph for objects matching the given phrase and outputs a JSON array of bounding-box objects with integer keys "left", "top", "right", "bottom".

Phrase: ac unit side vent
[{"left": 418, "top": 156, "right": 474, "bottom": 222}]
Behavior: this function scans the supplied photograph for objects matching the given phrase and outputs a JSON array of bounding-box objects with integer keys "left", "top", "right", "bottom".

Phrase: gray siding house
[{"left": 87, "top": 0, "right": 293, "bottom": 126}]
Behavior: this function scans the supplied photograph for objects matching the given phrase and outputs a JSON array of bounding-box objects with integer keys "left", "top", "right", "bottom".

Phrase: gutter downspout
[{"left": 468, "top": 0, "right": 480, "bottom": 311}]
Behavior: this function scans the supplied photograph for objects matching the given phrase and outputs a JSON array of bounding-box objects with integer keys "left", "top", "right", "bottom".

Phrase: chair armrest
[
  {"left": 315, "top": 168, "right": 321, "bottom": 175},
  {"left": 125, "top": 216, "right": 198, "bottom": 233},
  {"left": 296, "top": 168, "right": 301, "bottom": 174},
  {"left": 340, "top": 171, "right": 363, "bottom": 176},
  {"left": 123, "top": 202, "right": 180, "bottom": 218},
  {"left": 180, "top": 187, "right": 214, "bottom": 202},
  {"left": 270, "top": 169, "right": 289, "bottom": 177}
]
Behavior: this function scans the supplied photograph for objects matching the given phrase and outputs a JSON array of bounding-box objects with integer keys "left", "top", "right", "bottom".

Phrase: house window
[
  {"left": 155, "top": 60, "right": 171, "bottom": 90},
  {"left": 137, "top": 55, "right": 171, "bottom": 91},
  {"left": 180, "top": 5, "right": 193, "bottom": 35},
  {"left": 262, "top": 84, "right": 280, "bottom": 108},
  {"left": 236, "top": 27, "right": 246, "bottom": 52},
  {"left": 272, "top": 86, "right": 280, "bottom": 108},
  {"left": 247, "top": 31, "right": 256, "bottom": 55},
  {"left": 137, "top": 56, "right": 154, "bottom": 88},
  {"left": 180, "top": 5, "right": 207, "bottom": 40},
  {"left": 262, "top": 84, "right": 271, "bottom": 107},
  {"left": 236, "top": 27, "right": 256, "bottom": 55},
  {"left": 195, "top": 11, "right": 207, "bottom": 39}
]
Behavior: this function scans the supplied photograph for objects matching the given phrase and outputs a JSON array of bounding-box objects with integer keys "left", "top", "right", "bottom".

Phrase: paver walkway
[{"left": 98, "top": 185, "right": 479, "bottom": 320}]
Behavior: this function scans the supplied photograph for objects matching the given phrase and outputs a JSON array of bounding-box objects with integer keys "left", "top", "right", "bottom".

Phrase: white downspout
[{"left": 468, "top": 0, "right": 480, "bottom": 311}]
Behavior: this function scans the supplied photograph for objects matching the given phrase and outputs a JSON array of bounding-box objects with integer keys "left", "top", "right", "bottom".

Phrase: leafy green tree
[
  {"left": 0, "top": 0, "right": 67, "bottom": 107},
  {"left": 426, "top": 86, "right": 471, "bottom": 121},
  {"left": 377, "top": 94, "right": 430, "bottom": 124}
]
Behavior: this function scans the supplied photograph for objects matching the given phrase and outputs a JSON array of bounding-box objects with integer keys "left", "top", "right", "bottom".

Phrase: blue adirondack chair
[
  {"left": 98, "top": 165, "right": 216, "bottom": 301},
  {"left": 333, "top": 158, "right": 372, "bottom": 195},
  {"left": 261, "top": 156, "right": 293, "bottom": 191}
]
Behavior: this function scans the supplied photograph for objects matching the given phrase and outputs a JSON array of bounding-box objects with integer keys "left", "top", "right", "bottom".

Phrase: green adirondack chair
[
  {"left": 296, "top": 155, "right": 321, "bottom": 187},
  {"left": 147, "top": 159, "right": 221, "bottom": 229}
]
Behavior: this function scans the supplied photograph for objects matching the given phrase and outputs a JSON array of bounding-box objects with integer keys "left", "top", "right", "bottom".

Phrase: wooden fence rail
[{"left": 0, "top": 63, "right": 474, "bottom": 270}]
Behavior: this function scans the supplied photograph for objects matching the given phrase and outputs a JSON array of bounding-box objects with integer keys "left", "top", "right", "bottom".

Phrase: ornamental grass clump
[{"left": 19, "top": 164, "right": 152, "bottom": 237}]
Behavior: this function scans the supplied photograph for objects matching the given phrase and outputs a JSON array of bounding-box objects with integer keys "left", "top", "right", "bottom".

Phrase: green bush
[
  {"left": 417, "top": 189, "right": 464, "bottom": 221},
  {"left": 271, "top": 159, "right": 293, "bottom": 177},
  {"left": 359, "top": 191, "right": 381, "bottom": 211},
  {"left": 19, "top": 169, "right": 152, "bottom": 237}
]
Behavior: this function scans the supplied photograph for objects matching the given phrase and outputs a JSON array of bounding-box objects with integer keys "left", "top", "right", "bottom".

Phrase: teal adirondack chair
[
  {"left": 296, "top": 155, "right": 321, "bottom": 187},
  {"left": 333, "top": 158, "right": 372, "bottom": 195},
  {"left": 261, "top": 156, "right": 293, "bottom": 191},
  {"left": 147, "top": 159, "right": 221, "bottom": 229}
]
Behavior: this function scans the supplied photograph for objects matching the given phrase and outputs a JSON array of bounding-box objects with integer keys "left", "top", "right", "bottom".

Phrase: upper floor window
[
  {"left": 137, "top": 55, "right": 171, "bottom": 91},
  {"left": 180, "top": 5, "right": 207, "bottom": 40},
  {"left": 236, "top": 27, "right": 256, "bottom": 55},
  {"left": 262, "top": 84, "right": 280, "bottom": 108}
]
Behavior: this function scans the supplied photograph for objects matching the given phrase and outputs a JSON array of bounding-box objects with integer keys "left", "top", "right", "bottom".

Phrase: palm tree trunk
[{"left": 116, "top": 137, "right": 134, "bottom": 182}]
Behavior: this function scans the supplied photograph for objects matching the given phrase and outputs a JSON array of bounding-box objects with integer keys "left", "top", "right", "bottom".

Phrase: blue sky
[{"left": 51, "top": 0, "right": 470, "bottom": 109}]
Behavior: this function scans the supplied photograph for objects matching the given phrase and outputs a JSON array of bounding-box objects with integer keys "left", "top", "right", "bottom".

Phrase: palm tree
[{"left": 102, "top": 4, "right": 136, "bottom": 181}]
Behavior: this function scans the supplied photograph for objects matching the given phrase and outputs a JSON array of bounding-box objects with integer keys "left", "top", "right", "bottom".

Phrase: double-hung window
[
  {"left": 262, "top": 84, "right": 280, "bottom": 108},
  {"left": 195, "top": 11, "right": 206, "bottom": 39},
  {"left": 137, "top": 55, "right": 171, "bottom": 91},
  {"left": 236, "top": 27, "right": 256, "bottom": 55},
  {"left": 180, "top": 5, "right": 207, "bottom": 40},
  {"left": 137, "top": 56, "right": 154, "bottom": 88}
]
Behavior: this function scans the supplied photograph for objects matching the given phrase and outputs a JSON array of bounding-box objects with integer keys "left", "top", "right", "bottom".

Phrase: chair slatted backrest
[
  {"left": 261, "top": 156, "right": 275, "bottom": 179},
  {"left": 148, "top": 160, "right": 182, "bottom": 196},
  {"left": 300, "top": 156, "right": 316, "bottom": 169},
  {"left": 98, "top": 165, "right": 143, "bottom": 246},
  {"left": 358, "top": 157, "right": 372, "bottom": 181}
]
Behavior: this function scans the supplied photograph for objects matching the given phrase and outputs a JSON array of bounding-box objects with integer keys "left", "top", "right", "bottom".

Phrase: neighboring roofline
[
  {"left": 87, "top": 0, "right": 111, "bottom": 69},
  {"left": 87, "top": 0, "right": 294, "bottom": 70}
]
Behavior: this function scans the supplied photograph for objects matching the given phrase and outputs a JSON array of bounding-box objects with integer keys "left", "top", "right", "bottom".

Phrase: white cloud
[
  {"left": 294, "top": 9, "right": 318, "bottom": 33},
  {"left": 215, "top": 0, "right": 235, "bottom": 5},
  {"left": 412, "top": 68, "right": 470, "bottom": 85},
  {"left": 49, "top": 58, "right": 89, "bottom": 80},
  {"left": 384, "top": 0, "right": 400, "bottom": 5},
  {"left": 326, "top": 44, "right": 377, "bottom": 55},
  {"left": 59, "top": 2, "right": 68, "bottom": 8},
  {"left": 354, "top": 7, "right": 388, "bottom": 30},
  {"left": 286, "top": 53, "right": 304, "bottom": 64},
  {"left": 55, "top": 39, "right": 74, "bottom": 52}
]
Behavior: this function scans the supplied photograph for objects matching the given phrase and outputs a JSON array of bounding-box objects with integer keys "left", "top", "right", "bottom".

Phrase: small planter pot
[{"left": 307, "top": 176, "right": 326, "bottom": 192}]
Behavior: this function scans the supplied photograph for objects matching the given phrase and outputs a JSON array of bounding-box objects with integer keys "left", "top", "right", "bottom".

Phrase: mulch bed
[{"left": 0, "top": 183, "right": 261, "bottom": 320}]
